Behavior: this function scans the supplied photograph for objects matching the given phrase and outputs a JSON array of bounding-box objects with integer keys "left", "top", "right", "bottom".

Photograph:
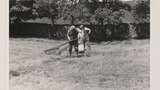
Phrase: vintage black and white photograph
[{"left": 9, "top": 0, "right": 150, "bottom": 90}]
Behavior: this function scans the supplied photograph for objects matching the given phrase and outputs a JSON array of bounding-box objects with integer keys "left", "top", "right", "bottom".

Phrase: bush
[
  {"left": 103, "top": 23, "right": 130, "bottom": 41},
  {"left": 9, "top": 23, "right": 150, "bottom": 40},
  {"left": 135, "top": 23, "right": 150, "bottom": 39},
  {"left": 114, "top": 23, "right": 130, "bottom": 40}
]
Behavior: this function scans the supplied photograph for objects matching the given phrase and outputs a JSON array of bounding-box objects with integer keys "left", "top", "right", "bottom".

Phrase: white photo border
[{"left": 0, "top": 0, "right": 159, "bottom": 90}]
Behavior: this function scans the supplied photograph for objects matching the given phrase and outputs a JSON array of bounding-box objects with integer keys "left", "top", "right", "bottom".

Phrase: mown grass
[{"left": 9, "top": 38, "right": 150, "bottom": 90}]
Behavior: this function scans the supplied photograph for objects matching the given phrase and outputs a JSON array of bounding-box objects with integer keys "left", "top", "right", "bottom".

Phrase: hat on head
[
  {"left": 80, "top": 25, "right": 84, "bottom": 28},
  {"left": 70, "top": 25, "right": 75, "bottom": 29}
]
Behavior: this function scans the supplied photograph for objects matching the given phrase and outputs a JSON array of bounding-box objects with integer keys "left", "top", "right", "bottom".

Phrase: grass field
[{"left": 9, "top": 38, "right": 150, "bottom": 90}]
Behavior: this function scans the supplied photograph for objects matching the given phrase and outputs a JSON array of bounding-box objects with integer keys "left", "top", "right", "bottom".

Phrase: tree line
[{"left": 9, "top": 0, "right": 150, "bottom": 25}]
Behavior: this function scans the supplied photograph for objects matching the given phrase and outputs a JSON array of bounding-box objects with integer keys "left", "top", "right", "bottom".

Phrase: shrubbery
[
  {"left": 135, "top": 23, "right": 150, "bottom": 39},
  {"left": 10, "top": 23, "right": 150, "bottom": 40}
]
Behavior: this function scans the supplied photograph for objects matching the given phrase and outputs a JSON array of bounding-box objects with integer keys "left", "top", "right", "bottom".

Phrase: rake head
[
  {"left": 44, "top": 45, "right": 69, "bottom": 55},
  {"left": 44, "top": 48, "right": 60, "bottom": 55}
]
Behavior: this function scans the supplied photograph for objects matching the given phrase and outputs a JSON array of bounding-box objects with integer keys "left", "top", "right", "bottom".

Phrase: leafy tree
[
  {"left": 90, "top": 0, "right": 131, "bottom": 25},
  {"left": 61, "top": 0, "right": 98, "bottom": 24},
  {"left": 9, "top": 0, "right": 37, "bottom": 23},
  {"left": 133, "top": 0, "right": 150, "bottom": 23},
  {"left": 48, "top": 0, "right": 131, "bottom": 25},
  {"left": 85, "top": 0, "right": 99, "bottom": 13},
  {"left": 61, "top": 0, "right": 130, "bottom": 25},
  {"left": 35, "top": 0, "right": 62, "bottom": 25},
  {"left": 82, "top": 0, "right": 132, "bottom": 40},
  {"left": 61, "top": 0, "right": 84, "bottom": 24},
  {"left": 80, "top": 7, "right": 94, "bottom": 24},
  {"left": 74, "top": 0, "right": 94, "bottom": 24}
]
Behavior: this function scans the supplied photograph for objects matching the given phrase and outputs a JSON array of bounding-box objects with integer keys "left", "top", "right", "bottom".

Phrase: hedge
[{"left": 9, "top": 23, "right": 150, "bottom": 41}]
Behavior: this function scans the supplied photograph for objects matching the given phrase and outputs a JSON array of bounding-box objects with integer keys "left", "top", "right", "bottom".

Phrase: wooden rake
[{"left": 44, "top": 33, "right": 89, "bottom": 55}]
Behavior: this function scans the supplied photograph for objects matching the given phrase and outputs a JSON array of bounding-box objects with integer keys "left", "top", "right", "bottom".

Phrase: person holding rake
[{"left": 67, "top": 25, "right": 82, "bottom": 58}]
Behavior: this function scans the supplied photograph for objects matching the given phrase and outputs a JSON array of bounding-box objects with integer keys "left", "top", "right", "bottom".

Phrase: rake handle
[
  {"left": 44, "top": 38, "right": 78, "bottom": 52},
  {"left": 44, "top": 33, "right": 89, "bottom": 53}
]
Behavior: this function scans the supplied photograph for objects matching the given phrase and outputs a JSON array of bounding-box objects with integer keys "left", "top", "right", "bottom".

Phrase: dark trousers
[{"left": 69, "top": 40, "right": 78, "bottom": 54}]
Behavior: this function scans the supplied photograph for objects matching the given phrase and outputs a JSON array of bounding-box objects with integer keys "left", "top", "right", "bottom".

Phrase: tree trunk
[
  {"left": 100, "top": 18, "right": 104, "bottom": 27},
  {"left": 48, "top": 18, "right": 55, "bottom": 39},
  {"left": 71, "top": 15, "right": 74, "bottom": 25},
  {"left": 101, "top": 18, "right": 105, "bottom": 41}
]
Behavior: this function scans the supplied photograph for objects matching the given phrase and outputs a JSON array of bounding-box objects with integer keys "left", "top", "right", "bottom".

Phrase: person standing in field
[
  {"left": 79, "top": 25, "right": 91, "bottom": 51},
  {"left": 67, "top": 25, "right": 82, "bottom": 58},
  {"left": 78, "top": 27, "right": 85, "bottom": 53}
]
